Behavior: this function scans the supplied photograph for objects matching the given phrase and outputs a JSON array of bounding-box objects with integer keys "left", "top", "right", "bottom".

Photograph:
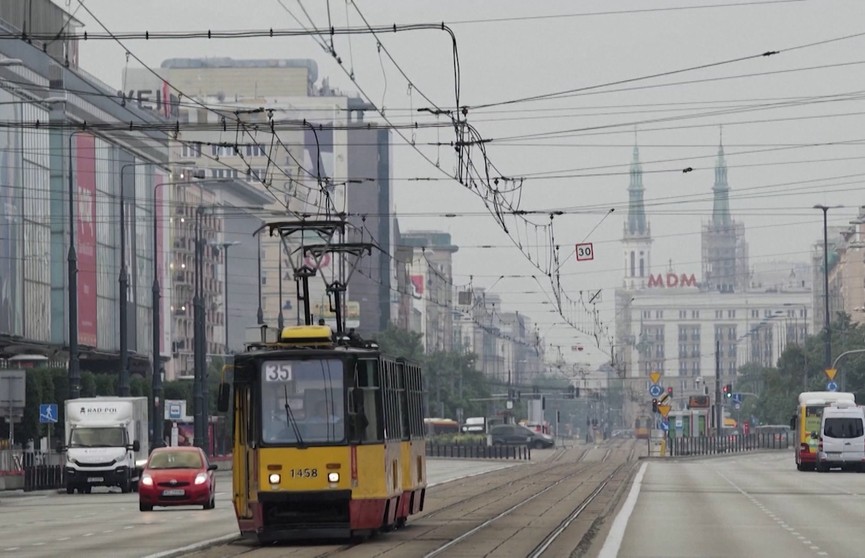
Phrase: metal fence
[
  {"left": 1, "top": 450, "right": 65, "bottom": 491},
  {"left": 668, "top": 432, "right": 791, "bottom": 457},
  {"left": 426, "top": 443, "right": 531, "bottom": 460}
]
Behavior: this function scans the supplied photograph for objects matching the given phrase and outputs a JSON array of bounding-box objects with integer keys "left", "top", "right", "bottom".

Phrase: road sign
[
  {"left": 39, "top": 403, "right": 58, "bottom": 424},
  {"left": 825, "top": 368, "right": 837, "bottom": 380},
  {"left": 660, "top": 420, "right": 669, "bottom": 432},
  {"left": 575, "top": 242, "right": 594, "bottom": 261},
  {"left": 657, "top": 404, "right": 671, "bottom": 418},
  {"left": 731, "top": 393, "right": 743, "bottom": 404},
  {"left": 649, "top": 371, "right": 661, "bottom": 385},
  {"left": 827, "top": 381, "right": 838, "bottom": 392},
  {"left": 649, "top": 384, "right": 663, "bottom": 397},
  {"left": 734, "top": 403, "right": 741, "bottom": 410}
]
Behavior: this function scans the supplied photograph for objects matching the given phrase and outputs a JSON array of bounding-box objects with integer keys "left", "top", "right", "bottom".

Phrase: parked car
[
  {"left": 490, "top": 424, "right": 554, "bottom": 449},
  {"left": 138, "top": 446, "right": 217, "bottom": 511}
]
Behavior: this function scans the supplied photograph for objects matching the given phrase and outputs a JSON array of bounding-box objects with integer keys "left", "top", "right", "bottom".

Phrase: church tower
[
  {"left": 701, "top": 137, "right": 749, "bottom": 292},
  {"left": 623, "top": 144, "right": 652, "bottom": 289}
]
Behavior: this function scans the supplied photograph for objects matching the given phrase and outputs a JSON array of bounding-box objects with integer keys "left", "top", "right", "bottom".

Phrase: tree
[{"left": 373, "top": 325, "right": 424, "bottom": 362}]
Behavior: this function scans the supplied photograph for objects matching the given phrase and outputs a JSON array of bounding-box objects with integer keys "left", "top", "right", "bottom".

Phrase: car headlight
[
  {"left": 268, "top": 473, "right": 281, "bottom": 485},
  {"left": 327, "top": 472, "right": 339, "bottom": 483},
  {"left": 141, "top": 474, "right": 153, "bottom": 486},
  {"left": 194, "top": 472, "right": 208, "bottom": 485}
]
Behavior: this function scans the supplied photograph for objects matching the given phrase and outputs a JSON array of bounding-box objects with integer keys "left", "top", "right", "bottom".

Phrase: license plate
[
  {"left": 87, "top": 477, "right": 103, "bottom": 482},
  {"left": 162, "top": 489, "right": 185, "bottom": 496}
]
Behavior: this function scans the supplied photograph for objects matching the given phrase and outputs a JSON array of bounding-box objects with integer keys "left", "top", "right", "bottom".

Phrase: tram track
[{"left": 178, "top": 439, "right": 643, "bottom": 558}]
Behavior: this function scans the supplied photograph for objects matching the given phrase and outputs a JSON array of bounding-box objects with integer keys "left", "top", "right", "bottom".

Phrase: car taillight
[
  {"left": 800, "top": 442, "right": 810, "bottom": 453},
  {"left": 818, "top": 436, "right": 823, "bottom": 452}
]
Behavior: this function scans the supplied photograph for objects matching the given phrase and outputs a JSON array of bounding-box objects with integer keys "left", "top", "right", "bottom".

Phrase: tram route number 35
[
  {"left": 264, "top": 363, "right": 293, "bottom": 382},
  {"left": 576, "top": 242, "right": 594, "bottom": 261}
]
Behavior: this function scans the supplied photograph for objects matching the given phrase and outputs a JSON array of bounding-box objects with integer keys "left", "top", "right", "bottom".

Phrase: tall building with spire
[
  {"left": 701, "top": 141, "right": 749, "bottom": 293},
  {"left": 623, "top": 145, "right": 652, "bottom": 290},
  {"left": 614, "top": 139, "right": 810, "bottom": 432}
]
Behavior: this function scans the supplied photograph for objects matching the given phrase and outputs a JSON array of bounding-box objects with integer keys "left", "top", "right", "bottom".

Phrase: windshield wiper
[{"left": 284, "top": 385, "right": 305, "bottom": 448}]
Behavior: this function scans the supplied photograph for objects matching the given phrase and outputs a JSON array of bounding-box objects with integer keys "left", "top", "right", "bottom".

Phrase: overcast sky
[{"left": 70, "top": 0, "right": 865, "bottom": 367}]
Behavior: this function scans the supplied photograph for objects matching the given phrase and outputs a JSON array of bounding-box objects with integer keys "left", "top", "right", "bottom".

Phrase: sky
[{"left": 68, "top": 0, "right": 865, "bottom": 367}]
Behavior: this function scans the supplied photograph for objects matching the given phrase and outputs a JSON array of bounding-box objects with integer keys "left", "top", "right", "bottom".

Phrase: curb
[{"left": 140, "top": 533, "right": 239, "bottom": 558}]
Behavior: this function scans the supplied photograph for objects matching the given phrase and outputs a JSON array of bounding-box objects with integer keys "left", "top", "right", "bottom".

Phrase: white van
[{"left": 816, "top": 402, "right": 865, "bottom": 472}]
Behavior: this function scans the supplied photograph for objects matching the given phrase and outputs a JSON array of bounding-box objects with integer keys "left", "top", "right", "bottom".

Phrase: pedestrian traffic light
[
  {"left": 667, "top": 386, "right": 673, "bottom": 396},
  {"left": 723, "top": 384, "right": 733, "bottom": 398},
  {"left": 652, "top": 398, "right": 659, "bottom": 413}
]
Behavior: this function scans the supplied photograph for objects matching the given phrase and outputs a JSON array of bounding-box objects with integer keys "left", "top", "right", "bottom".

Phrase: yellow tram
[{"left": 217, "top": 324, "right": 426, "bottom": 542}]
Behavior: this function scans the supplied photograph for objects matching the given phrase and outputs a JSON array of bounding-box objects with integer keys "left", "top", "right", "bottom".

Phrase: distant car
[
  {"left": 138, "top": 446, "right": 217, "bottom": 511},
  {"left": 490, "top": 424, "right": 554, "bottom": 449}
]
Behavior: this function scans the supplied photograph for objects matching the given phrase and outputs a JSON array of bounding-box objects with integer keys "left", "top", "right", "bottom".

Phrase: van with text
[{"left": 791, "top": 391, "right": 855, "bottom": 471}]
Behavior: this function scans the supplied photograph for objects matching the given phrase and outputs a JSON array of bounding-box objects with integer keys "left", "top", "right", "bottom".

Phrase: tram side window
[
  {"left": 396, "top": 363, "right": 410, "bottom": 441},
  {"left": 350, "top": 359, "right": 383, "bottom": 443},
  {"left": 406, "top": 365, "right": 424, "bottom": 437}
]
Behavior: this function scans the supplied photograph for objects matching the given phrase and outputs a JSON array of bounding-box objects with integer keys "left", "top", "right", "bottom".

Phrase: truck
[{"left": 63, "top": 397, "right": 149, "bottom": 494}]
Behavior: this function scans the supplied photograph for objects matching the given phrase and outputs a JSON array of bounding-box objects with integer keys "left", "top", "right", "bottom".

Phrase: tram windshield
[{"left": 260, "top": 358, "right": 346, "bottom": 445}]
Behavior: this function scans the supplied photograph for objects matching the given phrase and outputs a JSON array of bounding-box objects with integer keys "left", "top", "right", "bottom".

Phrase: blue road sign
[
  {"left": 168, "top": 402, "right": 182, "bottom": 420},
  {"left": 660, "top": 419, "right": 669, "bottom": 432},
  {"left": 39, "top": 403, "right": 58, "bottom": 424},
  {"left": 649, "top": 384, "right": 663, "bottom": 397},
  {"left": 731, "top": 393, "right": 743, "bottom": 404},
  {"left": 827, "top": 381, "right": 839, "bottom": 392}
]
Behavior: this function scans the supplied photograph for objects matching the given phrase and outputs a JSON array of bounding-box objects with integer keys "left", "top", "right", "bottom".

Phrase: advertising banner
[{"left": 75, "top": 134, "right": 98, "bottom": 346}]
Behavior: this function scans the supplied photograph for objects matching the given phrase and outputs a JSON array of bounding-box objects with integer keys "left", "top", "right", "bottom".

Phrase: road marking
[
  {"left": 598, "top": 462, "right": 647, "bottom": 558},
  {"left": 4, "top": 548, "right": 19, "bottom": 551},
  {"left": 123, "top": 525, "right": 134, "bottom": 530},
  {"left": 717, "top": 470, "right": 828, "bottom": 557},
  {"left": 103, "top": 530, "right": 114, "bottom": 534},
  {"left": 141, "top": 533, "right": 239, "bottom": 558},
  {"left": 57, "top": 537, "right": 71, "bottom": 541},
  {"left": 83, "top": 533, "right": 93, "bottom": 537},
  {"left": 32, "top": 542, "right": 44, "bottom": 546}
]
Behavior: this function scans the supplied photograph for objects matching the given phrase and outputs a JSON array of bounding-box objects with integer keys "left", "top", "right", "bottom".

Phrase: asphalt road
[
  {"left": 600, "top": 451, "right": 865, "bottom": 557},
  {"left": 0, "top": 458, "right": 522, "bottom": 558}
]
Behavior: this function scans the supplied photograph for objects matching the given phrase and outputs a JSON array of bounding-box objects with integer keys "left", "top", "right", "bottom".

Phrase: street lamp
[
  {"left": 213, "top": 241, "right": 240, "bottom": 354},
  {"left": 151, "top": 171, "right": 205, "bottom": 447},
  {"left": 118, "top": 162, "right": 164, "bottom": 397},
  {"left": 813, "top": 204, "right": 843, "bottom": 374},
  {"left": 67, "top": 128, "right": 91, "bottom": 400}
]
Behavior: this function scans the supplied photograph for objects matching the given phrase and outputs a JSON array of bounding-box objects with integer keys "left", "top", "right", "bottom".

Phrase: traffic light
[
  {"left": 723, "top": 384, "right": 733, "bottom": 398},
  {"left": 568, "top": 385, "right": 576, "bottom": 399},
  {"left": 666, "top": 386, "right": 673, "bottom": 396},
  {"left": 652, "top": 398, "right": 659, "bottom": 413},
  {"left": 575, "top": 386, "right": 580, "bottom": 398}
]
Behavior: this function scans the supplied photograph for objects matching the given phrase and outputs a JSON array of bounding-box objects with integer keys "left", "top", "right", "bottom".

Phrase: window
[
  {"left": 679, "top": 310, "right": 687, "bottom": 319},
  {"left": 180, "top": 143, "right": 201, "bottom": 158},
  {"left": 727, "top": 310, "right": 736, "bottom": 318},
  {"left": 691, "top": 310, "right": 700, "bottom": 319},
  {"left": 655, "top": 311, "right": 663, "bottom": 319},
  {"left": 245, "top": 144, "right": 266, "bottom": 157},
  {"left": 259, "top": 359, "right": 345, "bottom": 445}
]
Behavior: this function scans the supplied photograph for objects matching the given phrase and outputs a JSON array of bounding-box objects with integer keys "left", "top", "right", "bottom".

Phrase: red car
[{"left": 138, "top": 447, "right": 217, "bottom": 511}]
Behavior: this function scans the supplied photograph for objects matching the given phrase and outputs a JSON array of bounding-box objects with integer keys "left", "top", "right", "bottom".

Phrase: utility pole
[
  {"left": 715, "top": 339, "right": 722, "bottom": 434},
  {"left": 193, "top": 205, "right": 206, "bottom": 453}
]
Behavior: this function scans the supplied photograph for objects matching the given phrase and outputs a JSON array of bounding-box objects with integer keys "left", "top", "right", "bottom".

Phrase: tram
[
  {"left": 217, "top": 324, "right": 426, "bottom": 542},
  {"left": 634, "top": 415, "right": 652, "bottom": 439}
]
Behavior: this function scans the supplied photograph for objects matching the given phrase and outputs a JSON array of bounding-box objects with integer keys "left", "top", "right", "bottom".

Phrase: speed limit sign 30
[{"left": 576, "top": 242, "right": 594, "bottom": 261}]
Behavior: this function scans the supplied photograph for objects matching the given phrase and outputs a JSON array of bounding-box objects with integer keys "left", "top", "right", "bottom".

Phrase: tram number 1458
[{"left": 290, "top": 468, "right": 319, "bottom": 478}]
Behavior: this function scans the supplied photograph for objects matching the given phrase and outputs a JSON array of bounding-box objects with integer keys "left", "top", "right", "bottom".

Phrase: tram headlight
[
  {"left": 268, "top": 473, "right": 281, "bottom": 485},
  {"left": 327, "top": 472, "right": 340, "bottom": 483}
]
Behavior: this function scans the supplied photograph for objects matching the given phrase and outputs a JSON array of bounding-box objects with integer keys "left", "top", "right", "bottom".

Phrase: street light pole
[
  {"left": 118, "top": 162, "right": 156, "bottom": 397},
  {"left": 215, "top": 241, "right": 240, "bottom": 354},
  {"left": 194, "top": 205, "right": 206, "bottom": 453},
  {"left": 256, "top": 232, "right": 264, "bottom": 324},
  {"left": 67, "top": 130, "right": 84, "bottom": 400},
  {"left": 151, "top": 175, "right": 203, "bottom": 448},
  {"left": 814, "top": 205, "right": 841, "bottom": 376}
]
